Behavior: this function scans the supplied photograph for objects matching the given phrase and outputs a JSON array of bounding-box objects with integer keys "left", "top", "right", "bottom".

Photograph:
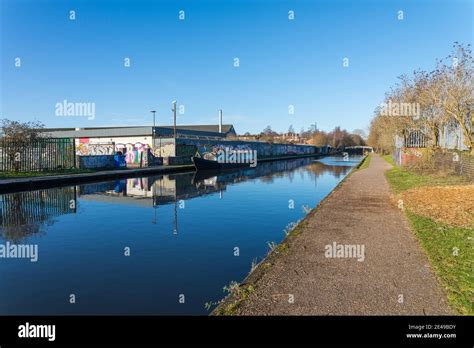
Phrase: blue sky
[{"left": 1, "top": 0, "right": 472, "bottom": 134}]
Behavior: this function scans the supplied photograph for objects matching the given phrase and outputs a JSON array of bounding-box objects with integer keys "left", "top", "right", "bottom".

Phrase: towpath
[{"left": 224, "top": 155, "right": 451, "bottom": 315}]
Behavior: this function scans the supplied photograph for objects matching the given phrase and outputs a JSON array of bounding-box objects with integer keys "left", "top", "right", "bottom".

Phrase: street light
[
  {"left": 172, "top": 101, "right": 177, "bottom": 139},
  {"left": 150, "top": 110, "right": 156, "bottom": 127}
]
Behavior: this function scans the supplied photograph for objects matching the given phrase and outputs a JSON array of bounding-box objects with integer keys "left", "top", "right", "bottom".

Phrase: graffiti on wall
[
  {"left": 176, "top": 139, "right": 316, "bottom": 158},
  {"left": 115, "top": 142, "right": 150, "bottom": 165},
  {"left": 199, "top": 144, "right": 253, "bottom": 155},
  {"left": 400, "top": 147, "right": 429, "bottom": 166},
  {"left": 76, "top": 143, "right": 115, "bottom": 156},
  {"left": 153, "top": 138, "right": 175, "bottom": 157}
]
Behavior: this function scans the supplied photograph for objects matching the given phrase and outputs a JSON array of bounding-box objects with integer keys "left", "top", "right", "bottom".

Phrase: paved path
[{"left": 232, "top": 155, "right": 451, "bottom": 315}]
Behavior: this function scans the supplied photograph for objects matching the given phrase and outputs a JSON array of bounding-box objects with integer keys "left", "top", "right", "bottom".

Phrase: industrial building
[{"left": 41, "top": 122, "right": 318, "bottom": 168}]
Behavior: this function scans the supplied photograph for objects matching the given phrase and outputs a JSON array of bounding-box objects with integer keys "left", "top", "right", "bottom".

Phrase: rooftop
[{"left": 41, "top": 125, "right": 237, "bottom": 139}]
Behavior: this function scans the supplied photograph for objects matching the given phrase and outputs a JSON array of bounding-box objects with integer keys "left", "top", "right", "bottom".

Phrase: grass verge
[
  {"left": 384, "top": 159, "right": 468, "bottom": 194},
  {"left": 0, "top": 168, "right": 96, "bottom": 179},
  {"left": 405, "top": 212, "right": 473, "bottom": 315},
  {"left": 358, "top": 154, "right": 372, "bottom": 170},
  {"left": 383, "top": 155, "right": 473, "bottom": 314}
]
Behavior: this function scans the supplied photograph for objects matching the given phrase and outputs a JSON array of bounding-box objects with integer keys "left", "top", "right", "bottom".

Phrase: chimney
[{"left": 219, "top": 109, "right": 223, "bottom": 133}]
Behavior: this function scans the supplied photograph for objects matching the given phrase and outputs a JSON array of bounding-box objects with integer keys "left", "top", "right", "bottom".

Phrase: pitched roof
[
  {"left": 161, "top": 124, "right": 235, "bottom": 134},
  {"left": 40, "top": 124, "right": 236, "bottom": 138},
  {"left": 41, "top": 127, "right": 154, "bottom": 138}
]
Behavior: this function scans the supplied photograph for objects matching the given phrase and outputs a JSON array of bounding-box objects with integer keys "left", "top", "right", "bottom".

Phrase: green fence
[{"left": 0, "top": 138, "right": 75, "bottom": 172}]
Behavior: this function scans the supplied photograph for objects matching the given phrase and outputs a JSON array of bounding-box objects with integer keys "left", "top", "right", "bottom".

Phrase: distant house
[
  {"left": 273, "top": 132, "right": 314, "bottom": 144},
  {"left": 237, "top": 134, "right": 258, "bottom": 141},
  {"left": 274, "top": 132, "right": 301, "bottom": 143}
]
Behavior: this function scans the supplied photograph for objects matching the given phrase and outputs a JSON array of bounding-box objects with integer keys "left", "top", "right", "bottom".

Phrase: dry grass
[{"left": 400, "top": 185, "right": 474, "bottom": 228}]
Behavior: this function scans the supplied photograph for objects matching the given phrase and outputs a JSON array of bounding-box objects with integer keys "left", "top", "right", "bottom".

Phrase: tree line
[
  {"left": 368, "top": 43, "right": 473, "bottom": 154},
  {"left": 248, "top": 125, "right": 366, "bottom": 148}
]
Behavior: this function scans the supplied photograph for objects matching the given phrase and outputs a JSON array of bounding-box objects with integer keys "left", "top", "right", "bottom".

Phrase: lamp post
[
  {"left": 150, "top": 110, "right": 156, "bottom": 127},
  {"left": 172, "top": 101, "right": 177, "bottom": 139},
  {"left": 150, "top": 110, "right": 157, "bottom": 159}
]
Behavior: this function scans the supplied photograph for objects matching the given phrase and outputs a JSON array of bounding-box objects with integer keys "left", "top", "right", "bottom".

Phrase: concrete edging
[{"left": 0, "top": 165, "right": 195, "bottom": 193}]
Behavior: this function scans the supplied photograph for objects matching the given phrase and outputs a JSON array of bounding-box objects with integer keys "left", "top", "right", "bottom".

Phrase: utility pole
[
  {"left": 219, "top": 109, "right": 223, "bottom": 133},
  {"left": 172, "top": 101, "right": 177, "bottom": 139},
  {"left": 150, "top": 110, "right": 156, "bottom": 127}
]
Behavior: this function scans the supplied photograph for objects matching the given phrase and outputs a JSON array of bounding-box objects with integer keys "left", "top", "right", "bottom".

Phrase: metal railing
[
  {"left": 0, "top": 138, "right": 75, "bottom": 172},
  {"left": 404, "top": 130, "right": 428, "bottom": 148}
]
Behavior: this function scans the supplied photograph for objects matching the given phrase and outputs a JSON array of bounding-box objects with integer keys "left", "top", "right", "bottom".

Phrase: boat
[
  {"left": 192, "top": 168, "right": 244, "bottom": 184},
  {"left": 192, "top": 156, "right": 253, "bottom": 171},
  {"left": 191, "top": 151, "right": 254, "bottom": 171}
]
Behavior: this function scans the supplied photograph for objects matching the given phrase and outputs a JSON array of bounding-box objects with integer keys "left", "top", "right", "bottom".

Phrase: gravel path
[{"left": 231, "top": 155, "right": 452, "bottom": 315}]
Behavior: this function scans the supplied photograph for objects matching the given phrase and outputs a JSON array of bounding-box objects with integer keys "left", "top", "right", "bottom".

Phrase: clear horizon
[{"left": 1, "top": 0, "right": 472, "bottom": 134}]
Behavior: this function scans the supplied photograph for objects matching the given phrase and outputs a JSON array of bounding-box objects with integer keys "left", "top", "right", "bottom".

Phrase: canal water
[{"left": 0, "top": 156, "right": 362, "bottom": 315}]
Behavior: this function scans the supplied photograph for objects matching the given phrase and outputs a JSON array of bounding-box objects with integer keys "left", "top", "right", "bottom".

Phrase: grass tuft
[{"left": 358, "top": 154, "right": 372, "bottom": 170}]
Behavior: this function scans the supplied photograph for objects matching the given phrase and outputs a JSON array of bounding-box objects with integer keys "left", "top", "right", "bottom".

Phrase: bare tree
[
  {"left": 0, "top": 119, "right": 47, "bottom": 172},
  {"left": 440, "top": 43, "right": 473, "bottom": 153},
  {"left": 312, "top": 127, "right": 365, "bottom": 148},
  {"left": 312, "top": 131, "right": 329, "bottom": 146},
  {"left": 368, "top": 43, "right": 473, "bottom": 154}
]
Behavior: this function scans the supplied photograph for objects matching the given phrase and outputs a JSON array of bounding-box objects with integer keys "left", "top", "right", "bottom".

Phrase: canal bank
[
  {"left": 213, "top": 155, "right": 452, "bottom": 315},
  {"left": 0, "top": 153, "right": 322, "bottom": 193}
]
